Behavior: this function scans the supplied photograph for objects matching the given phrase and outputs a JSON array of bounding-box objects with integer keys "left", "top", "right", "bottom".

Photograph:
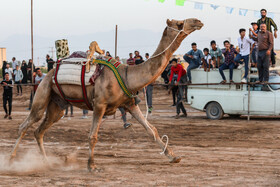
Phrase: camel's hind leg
[
  {"left": 34, "top": 101, "right": 64, "bottom": 160},
  {"left": 10, "top": 71, "right": 54, "bottom": 160},
  {"left": 127, "top": 105, "right": 181, "bottom": 163}
]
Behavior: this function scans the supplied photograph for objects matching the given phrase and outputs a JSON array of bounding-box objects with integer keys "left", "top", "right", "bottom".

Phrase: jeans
[
  {"left": 183, "top": 55, "right": 199, "bottom": 81},
  {"left": 83, "top": 110, "right": 88, "bottom": 115},
  {"left": 271, "top": 48, "right": 276, "bottom": 65},
  {"left": 65, "top": 105, "right": 73, "bottom": 115},
  {"left": 145, "top": 84, "right": 153, "bottom": 108},
  {"left": 176, "top": 75, "right": 187, "bottom": 115},
  {"left": 257, "top": 50, "right": 270, "bottom": 82},
  {"left": 119, "top": 107, "right": 126, "bottom": 123},
  {"left": 3, "top": 94, "right": 12, "bottom": 115},
  {"left": 15, "top": 81, "right": 22, "bottom": 94},
  {"left": 219, "top": 63, "right": 235, "bottom": 81},
  {"left": 251, "top": 47, "right": 258, "bottom": 64},
  {"left": 234, "top": 54, "right": 249, "bottom": 78}
]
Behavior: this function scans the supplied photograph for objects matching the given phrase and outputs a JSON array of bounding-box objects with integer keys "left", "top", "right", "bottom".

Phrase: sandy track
[{"left": 0, "top": 86, "right": 280, "bottom": 186}]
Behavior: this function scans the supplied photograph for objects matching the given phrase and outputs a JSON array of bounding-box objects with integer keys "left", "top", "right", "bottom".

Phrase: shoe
[
  {"left": 8, "top": 116, "right": 12, "bottom": 120},
  {"left": 4, "top": 114, "right": 8, "bottom": 119},
  {"left": 230, "top": 80, "right": 234, "bottom": 84},
  {"left": 220, "top": 80, "right": 226, "bottom": 84},
  {"left": 123, "top": 123, "right": 132, "bottom": 129},
  {"left": 26, "top": 108, "right": 31, "bottom": 111},
  {"left": 237, "top": 64, "right": 244, "bottom": 70},
  {"left": 272, "top": 64, "right": 275, "bottom": 68},
  {"left": 262, "top": 81, "right": 268, "bottom": 84},
  {"left": 175, "top": 114, "right": 180, "bottom": 119},
  {"left": 241, "top": 78, "right": 247, "bottom": 83},
  {"left": 187, "top": 80, "right": 192, "bottom": 84},
  {"left": 255, "top": 81, "right": 261, "bottom": 84},
  {"left": 180, "top": 113, "right": 187, "bottom": 118},
  {"left": 148, "top": 107, "right": 153, "bottom": 114},
  {"left": 70, "top": 114, "right": 74, "bottom": 117},
  {"left": 81, "top": 115, "right": 88, "bottom": 119},
  {"left": 64, "top": 114, "right": 68, "bottom": 117},
  {"left": 170, "top": 104, "right": 176, "bottom": 107}
]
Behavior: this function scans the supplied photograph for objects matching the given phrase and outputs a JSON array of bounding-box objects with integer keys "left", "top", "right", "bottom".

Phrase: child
[
  {"left": 249, "top": 22, "right": 259, "bottom": 67},
  {"left": 203, "top": 48, "right": 212, "bottom": 72}
]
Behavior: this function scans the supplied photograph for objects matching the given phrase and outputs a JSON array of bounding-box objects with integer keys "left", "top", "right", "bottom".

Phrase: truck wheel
[{"left": 206, "top": 102, "right": 224, "bottom": 120}]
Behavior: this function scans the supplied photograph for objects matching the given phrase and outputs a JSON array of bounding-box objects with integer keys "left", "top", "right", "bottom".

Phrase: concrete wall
[{"left": 0, "top": 48, "right": 6, "bottom": 68}]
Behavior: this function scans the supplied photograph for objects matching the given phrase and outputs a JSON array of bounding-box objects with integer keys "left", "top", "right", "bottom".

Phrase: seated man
[
  {"left": 219, "top": 40, "right": 238, "bottom": 84},
  {"left": 183, "top": 42, "right": 204, "bottom": 83},
  {"left": 210, "top": 40, "right": 223, "bottom": 68}
]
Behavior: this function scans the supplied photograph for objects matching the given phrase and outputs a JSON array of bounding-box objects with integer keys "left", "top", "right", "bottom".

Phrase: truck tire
[{"left": 206, "top": 102, "right": 224, "bottom": 120}]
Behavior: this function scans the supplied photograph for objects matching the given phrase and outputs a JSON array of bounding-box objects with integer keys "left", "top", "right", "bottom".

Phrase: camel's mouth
[{"left": 195, "top": 22, "right": 204, "bottom": 30}]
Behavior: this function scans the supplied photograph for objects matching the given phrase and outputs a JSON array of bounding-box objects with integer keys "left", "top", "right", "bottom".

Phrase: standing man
[
  {"left": 5, "top": 64, "right": 13, "bottom": 80},
  {"left": 234, "top": 28, "right": 255, "bottom": 83},
  {"left": 183, "top": 43, "right": 204, "bottom": 83},
  {"left": 169, "top": 58, "right": 187, "bottom": 119},
  {"left": 14, "top": 65, "right": 23, "bottom": 96},
  {"left": 256, "top": 24, "right": 274, "bottom": 83},
  {"left": 46, "top": 54, "right": 55, "bottom": 72},
  {"left": 134, "top": 51, "right": 144, "bottom": 65},
  {"left": 210, "top": 40, "right": 223, "bottom": 68},
  {"left": 127, "top": 53, "right": 135, "bottom": 65},
  {"left": 219, "top": 40, "right": 238, "bottom": 84},
  {"left": 1, "top": 73, "right": 13, "bottom": 119},
  {"left": 257, "top": 9, "right": 278, "bottom": 67},
  {"left": 144, "top": 53, "right": 153, "bottom": 113},
  {"left": 11, "top": 57, "right": 18, "bottom": 73}
]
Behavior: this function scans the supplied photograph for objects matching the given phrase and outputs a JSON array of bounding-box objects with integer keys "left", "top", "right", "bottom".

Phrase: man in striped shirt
[{"left": 257, "top": 9, "right": 278, "bottom": 67}]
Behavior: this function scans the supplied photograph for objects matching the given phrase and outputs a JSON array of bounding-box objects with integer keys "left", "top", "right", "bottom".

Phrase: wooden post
[
  {"left": 31, "top": 0, "right": 34, "bottom": 83},
  {"left": 115, "top": 25, "right": 118, "bottom": 58}
]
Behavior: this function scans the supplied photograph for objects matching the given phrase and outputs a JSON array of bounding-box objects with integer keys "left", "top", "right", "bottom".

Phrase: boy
[
  {"left": 14, "top": 65, "right": 23, "bottom": 96},
  {"left": 234, "top": 28, "right": 255, "bottom": 83},
  {"left": 249, "top": 22, "right": 259, "bottom": 67},
  {"left": 210, "top": 40, "right": 223, "bottom": 68},
  {"left": 203, "top": 48, "right": 212, "bottom": 72},
  {"left": 1, "top": 73, "right": 13, "bottom": 119}
]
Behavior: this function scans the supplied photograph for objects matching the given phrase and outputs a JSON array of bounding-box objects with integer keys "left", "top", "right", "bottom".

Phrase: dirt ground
[{"left": 0, "top": 86, "right": 280, "bottom": 186}]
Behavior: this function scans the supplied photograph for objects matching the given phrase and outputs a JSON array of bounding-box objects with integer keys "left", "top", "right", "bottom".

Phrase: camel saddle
[{"left": 53, "top": 51, "right": 104, "bottom": 110}]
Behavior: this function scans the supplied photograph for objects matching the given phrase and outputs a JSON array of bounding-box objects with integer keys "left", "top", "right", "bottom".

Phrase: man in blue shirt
[{"left": 183, "top": 43, "right": 204, "bottom": 83}]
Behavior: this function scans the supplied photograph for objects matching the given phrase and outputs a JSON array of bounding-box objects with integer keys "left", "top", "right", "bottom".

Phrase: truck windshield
[{"left": 269, "top": 75, "right": 280, "bottom": 90}]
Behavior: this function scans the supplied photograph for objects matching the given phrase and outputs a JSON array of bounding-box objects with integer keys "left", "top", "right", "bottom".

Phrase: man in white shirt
[
  {"left": 234, "top": 28, "right": 255, "bottom": 83},
  {"left": 11, "top": 57, "right": 18, "bottom": 72},
  {"left": 4, "top": 64, "right": 13, "bottom": 80}
]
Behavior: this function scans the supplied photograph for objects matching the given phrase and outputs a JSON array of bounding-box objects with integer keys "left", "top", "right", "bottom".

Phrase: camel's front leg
[
  {"left": 88, "top": 104, "right": 106, "bottom": 172},
  {"left": 127, "top": 105, "right": 181, "bottom": 163}
]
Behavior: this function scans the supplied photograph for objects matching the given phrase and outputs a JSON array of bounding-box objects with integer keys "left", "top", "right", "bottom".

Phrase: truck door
[{"left": 243, "top": 84, "right": 275, "bottom": 115}]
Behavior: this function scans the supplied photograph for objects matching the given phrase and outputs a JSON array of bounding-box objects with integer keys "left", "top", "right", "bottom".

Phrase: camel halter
[{"left": 149, "top": 19, "right": 188, "bottom": 59}]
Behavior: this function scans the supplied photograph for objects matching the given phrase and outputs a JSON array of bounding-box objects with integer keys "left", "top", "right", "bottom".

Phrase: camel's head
[{"left": 166, "top": 18, "right": 203, "bottom": 35}]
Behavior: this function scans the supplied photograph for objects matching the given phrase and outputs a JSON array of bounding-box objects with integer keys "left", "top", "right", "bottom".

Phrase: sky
[{"left": 0, "top": 0, "right": 279, "bottom": 64}]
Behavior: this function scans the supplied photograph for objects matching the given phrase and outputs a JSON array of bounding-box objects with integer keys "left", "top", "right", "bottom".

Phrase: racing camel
[{"left": 10, "top": 18, "right": 203, "bottom": 171}]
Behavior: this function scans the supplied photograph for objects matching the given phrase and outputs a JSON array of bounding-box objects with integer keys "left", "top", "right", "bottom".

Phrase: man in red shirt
[{"left": 169, "top": 58, "right": 187, "bottom": 119}]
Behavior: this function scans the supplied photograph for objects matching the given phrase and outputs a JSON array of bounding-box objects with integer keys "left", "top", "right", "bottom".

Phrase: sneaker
[
  {"left": 148, "top": 107, "right": 153, "bottom": 114},
  {"left": 8, "top": 116, "right": 12, "bottom": 120},
  {"left": 123, "top": 123, "right": 132, "bottom": 129},
  {"left": 64, "top": 114, "right": 69, "bottom": 117},
  {"left": 230, "top": 80, "right": 234, "bottom": 84},
  {"left": 272, "top": 64, "right": 275, "bottom": 68},
  {"left": 170, "top": 104, "right": 176, "bottom": 107},
  {"left": 241, "top": 78, "right": 247, "bottom": 83},
  {"left": 81, "top": 115, "right": 88, "bottom": 119},
  {"left": 180, "top": 113, "right": 187, "bottom": 118},
  {"left": 4, "top": 114, "right": 8, "bottom": 119},
  {"left": 220, "top": 80, "right": 226, "bottom": 84},
  {"left": 237, "top": 64, "right": 244, "bottom": 70},
  {"left": 175, "top": 114, "right": 180, "bottom": 119},
  {"left": 70, "top": 114, "right": 74, "bottom": 117}
]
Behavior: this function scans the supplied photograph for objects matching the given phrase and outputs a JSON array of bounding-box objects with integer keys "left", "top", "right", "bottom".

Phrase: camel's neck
[{"left": 125, "top": 28, "right": 186, "bottom": 92}]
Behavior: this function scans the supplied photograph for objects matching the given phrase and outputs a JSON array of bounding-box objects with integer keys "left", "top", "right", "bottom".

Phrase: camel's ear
[{"left": 166, "top": 19, "right": 172, "bottom": 27}]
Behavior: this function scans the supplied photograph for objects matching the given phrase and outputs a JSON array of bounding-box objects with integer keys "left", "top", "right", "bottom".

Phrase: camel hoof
[
  {"left": 170, "top": 156, "right": 181, "bottom": 163},
  {"left": 87, "top": 165, "right": 102, "bottom": 173}
]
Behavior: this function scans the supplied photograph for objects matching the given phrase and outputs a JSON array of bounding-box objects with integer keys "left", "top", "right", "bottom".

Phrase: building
[{"left": 0, "top": 48, "right": 6, "bottom": 68}]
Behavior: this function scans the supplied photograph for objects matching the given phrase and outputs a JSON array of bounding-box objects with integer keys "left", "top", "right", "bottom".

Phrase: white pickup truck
[{"left": 187, "top": 68, "right": 280, "bottom": 120}]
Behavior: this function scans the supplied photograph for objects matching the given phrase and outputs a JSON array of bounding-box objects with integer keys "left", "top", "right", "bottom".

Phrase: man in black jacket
[{"left": 1, "top": 73, "right": 13, "bottom": 119}]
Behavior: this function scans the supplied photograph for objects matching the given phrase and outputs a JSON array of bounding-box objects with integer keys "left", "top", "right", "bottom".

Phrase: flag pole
[{"left": 31, "top": 0, "right": 34, "bottom": 84}]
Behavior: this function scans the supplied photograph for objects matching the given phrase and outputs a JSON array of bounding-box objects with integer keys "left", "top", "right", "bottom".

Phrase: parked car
[{"left": 187, "top": 68, "right": 280, "bottom": 120}]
